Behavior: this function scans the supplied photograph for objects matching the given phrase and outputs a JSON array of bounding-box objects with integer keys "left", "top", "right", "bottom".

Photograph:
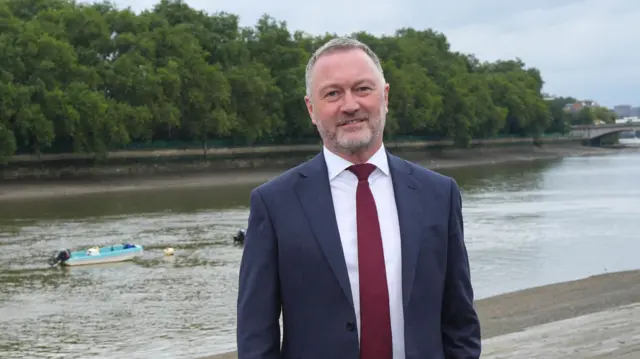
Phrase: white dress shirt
[{"left": 323, "top": 144, "right": 405, "bottom": 359}]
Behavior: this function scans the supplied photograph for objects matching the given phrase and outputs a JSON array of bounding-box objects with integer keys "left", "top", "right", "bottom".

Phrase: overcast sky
[{"left": 112, "top": 0, "right": 639, "bottom": 108}]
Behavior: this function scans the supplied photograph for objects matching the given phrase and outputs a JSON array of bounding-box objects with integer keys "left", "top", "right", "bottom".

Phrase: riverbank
[
  {"left": 198, "top": 269, "right": 640, "bottom": 359},
  {"left": 0, "top": 137, "right": 593, "bottom": 182},
  {"left": 0, "top": 144, "right": 638, "bottom": 202}
]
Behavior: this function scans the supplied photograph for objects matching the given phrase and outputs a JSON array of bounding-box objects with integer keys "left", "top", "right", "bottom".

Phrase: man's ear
[
  {"left": 384, "top": 83, "right": 390, "bottom": 113},
  {"left": 305, "top": 95, "right": 316, "bottom": 125}
]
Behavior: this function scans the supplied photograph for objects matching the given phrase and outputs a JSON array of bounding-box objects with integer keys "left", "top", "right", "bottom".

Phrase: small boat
[{"left": 48, "top": 243, "right": 143, "bottom": 267}]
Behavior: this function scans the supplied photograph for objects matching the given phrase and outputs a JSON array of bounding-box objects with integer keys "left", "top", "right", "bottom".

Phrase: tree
[{"left": 0, "top": 0, "right": 601, "bottom": 160}]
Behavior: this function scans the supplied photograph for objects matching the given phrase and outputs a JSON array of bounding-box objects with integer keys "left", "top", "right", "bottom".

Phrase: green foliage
[{"left": 0, "top": 0, "right": 591, "bottom": 158}]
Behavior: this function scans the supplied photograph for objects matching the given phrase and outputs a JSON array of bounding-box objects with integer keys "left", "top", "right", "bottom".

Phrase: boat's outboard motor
[
  {"left": 48, "top": 249, "right": 71, "bottom": 266},
  {"left": 233, "top": 229, "right": 245, "bottom": 245}
]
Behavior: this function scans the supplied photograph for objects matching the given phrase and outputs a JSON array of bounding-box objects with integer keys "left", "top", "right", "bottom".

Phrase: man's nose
[{"left": 340, "top": 91, "right": 360, "bottom": 113}]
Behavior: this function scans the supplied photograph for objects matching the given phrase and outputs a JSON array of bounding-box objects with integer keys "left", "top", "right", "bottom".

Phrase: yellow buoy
[{"left": 163, "top": 247, "right": 175, "bottom": 256}]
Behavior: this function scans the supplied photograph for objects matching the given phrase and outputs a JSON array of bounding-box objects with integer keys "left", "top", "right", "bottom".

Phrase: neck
[{"left": 329, "top": 140, "right": 383, "bottom": 164}]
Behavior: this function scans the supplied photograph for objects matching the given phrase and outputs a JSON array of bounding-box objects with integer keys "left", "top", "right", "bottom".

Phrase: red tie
[{"left": 348, "top": 164, "right": 392, "bottom": 359}]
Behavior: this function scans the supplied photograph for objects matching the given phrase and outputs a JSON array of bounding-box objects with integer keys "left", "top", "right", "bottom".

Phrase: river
[{"left": 1, "top": 151, "right": 639, "bottom": 359}]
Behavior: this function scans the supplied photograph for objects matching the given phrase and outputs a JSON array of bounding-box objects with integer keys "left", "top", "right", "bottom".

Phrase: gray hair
[{"left": 304, "top": 37, "right": 385, "bottom": 97}]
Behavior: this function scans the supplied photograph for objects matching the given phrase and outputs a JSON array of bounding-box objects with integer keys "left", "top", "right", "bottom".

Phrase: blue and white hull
[{"left": 49, "top": 244, "right": 144, "bottom": 267}]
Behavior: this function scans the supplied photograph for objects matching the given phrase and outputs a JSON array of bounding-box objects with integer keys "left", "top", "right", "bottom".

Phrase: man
[{"left": 237, "top": 37, "right": 481, "bottom": 359}]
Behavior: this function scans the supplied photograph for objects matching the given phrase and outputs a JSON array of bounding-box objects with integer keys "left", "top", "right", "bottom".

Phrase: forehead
[{"left": 311, "top": 49, "right": 379, "bottom": 91}]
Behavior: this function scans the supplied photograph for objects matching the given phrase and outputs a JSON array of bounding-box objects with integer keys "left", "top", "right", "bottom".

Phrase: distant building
[
  {"left": 613, "top": 105, "right": 632, "bottom": 118},
  {"left": 563, "top": 100, "right": 600, "bottom": 113}
]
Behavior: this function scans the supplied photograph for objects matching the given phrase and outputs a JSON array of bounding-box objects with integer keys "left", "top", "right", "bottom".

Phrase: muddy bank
[
  {"left": 0, "top": 143, "right": 638, "bottom": 202},
  {"left": 0, "top": 138, "right": 586, "bottom": 182},
  {"left": 198, "top": 269, "right": 640, "bottom": 359}
]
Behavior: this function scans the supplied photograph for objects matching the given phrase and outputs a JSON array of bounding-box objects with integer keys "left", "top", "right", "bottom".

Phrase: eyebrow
[{"left": 318, "top": 79, "right": 376, "bottom": 93}]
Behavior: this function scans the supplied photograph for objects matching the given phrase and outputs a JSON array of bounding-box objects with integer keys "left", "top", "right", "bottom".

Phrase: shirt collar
[{"left": 323, "top": 144, "right": 390, "bottom": 181}]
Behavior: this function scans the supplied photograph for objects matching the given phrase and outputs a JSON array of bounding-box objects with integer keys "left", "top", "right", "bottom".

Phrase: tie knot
[{"left": 348, "top": 163, "right": 376, "bottom": 181}]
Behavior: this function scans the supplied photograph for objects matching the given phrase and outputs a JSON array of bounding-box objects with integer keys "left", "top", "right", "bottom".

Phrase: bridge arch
[
  {"left": 569, "top": 123, "right": 640, "bottom": 146},
  {"left": 586, "top": 129, "right": 634, "bottom": 146}
]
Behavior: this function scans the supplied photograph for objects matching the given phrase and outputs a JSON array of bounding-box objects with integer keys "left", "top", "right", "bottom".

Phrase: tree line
[{"left": 0, "top": 0, "right": 617, "bottom": 161}]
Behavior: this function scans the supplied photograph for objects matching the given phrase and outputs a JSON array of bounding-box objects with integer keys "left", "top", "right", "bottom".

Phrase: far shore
[
  {"left": 198, "top": 269, "right": 640, "bottom": 359},
  {"left": 1, "top": 144, "right": 638, "bottom": 202}
]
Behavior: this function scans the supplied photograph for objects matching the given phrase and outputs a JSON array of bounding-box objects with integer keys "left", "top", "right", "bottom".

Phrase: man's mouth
[{"left": 339, "top": 118, "right": 366, "bottom": 126}]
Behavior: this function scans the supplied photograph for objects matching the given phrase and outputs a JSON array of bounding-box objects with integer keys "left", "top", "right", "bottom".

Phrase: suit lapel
[
  {"left": 294, "top": 152, "right": 354, "bottom": 308},
  {"left": 387, "top": 152, "right": 424, "bottom": 307},
  {"left": 293, "top": 151, "right": 427, "bottom": 309}
]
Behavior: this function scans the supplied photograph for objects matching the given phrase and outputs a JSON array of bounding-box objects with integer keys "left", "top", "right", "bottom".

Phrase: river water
[{"left": 1, "top": 150, "right": 639, "bottom": 359}]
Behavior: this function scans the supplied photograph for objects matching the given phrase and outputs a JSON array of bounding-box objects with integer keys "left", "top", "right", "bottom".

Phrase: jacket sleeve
[
  {"left": 237, "top": 188, "right": 282, "bottom": 359},
  {"left": 442, "top": 177, "right": 482, "bottom": 359}
]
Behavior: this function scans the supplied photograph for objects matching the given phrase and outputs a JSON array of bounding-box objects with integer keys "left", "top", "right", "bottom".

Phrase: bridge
[{"left": 569, "top": 123, "right": 640, "bottom": 144}]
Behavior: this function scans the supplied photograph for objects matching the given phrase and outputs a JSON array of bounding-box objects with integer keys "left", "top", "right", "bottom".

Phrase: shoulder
[
  {"left": 412, "top": 161, "right": 455, "bottom": 185},
  {"left": 252, "top": 167, "right": 299, "bottom": 198},
  {"left": 251, "top": 154, "right": 317, "bottom": 198},
  {"left": 390, "top": 155, "right": 464, "bottom": 217},
  {"left": 390, "top": 153, "right": 459, "bottom": 192}
]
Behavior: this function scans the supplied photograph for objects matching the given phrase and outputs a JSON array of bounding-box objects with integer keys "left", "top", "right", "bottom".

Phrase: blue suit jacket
[{"left": 237, "top": 150, "right": 481, "bottom": 359}]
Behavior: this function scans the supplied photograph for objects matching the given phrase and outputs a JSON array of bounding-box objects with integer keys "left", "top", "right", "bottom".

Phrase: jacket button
[{"left": 346, "top": 321, "right": 356, "bottom": 331}]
